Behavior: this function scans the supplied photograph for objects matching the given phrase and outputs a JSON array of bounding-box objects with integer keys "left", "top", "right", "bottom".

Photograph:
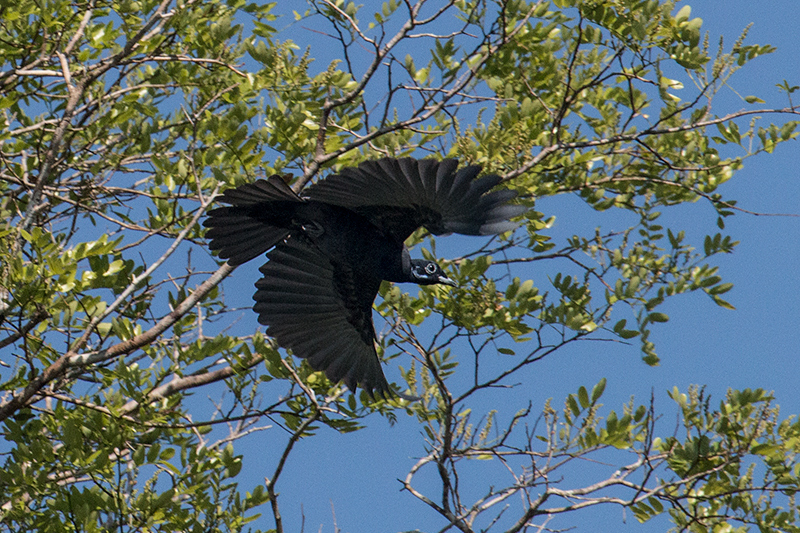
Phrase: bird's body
[{"left": 204, "top": 157, "right": 524, "bottom": 398}]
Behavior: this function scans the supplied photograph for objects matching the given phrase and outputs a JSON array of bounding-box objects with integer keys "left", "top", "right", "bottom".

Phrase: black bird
[{"left": 204, "top": 157, "right": 524, "bottom": 398}]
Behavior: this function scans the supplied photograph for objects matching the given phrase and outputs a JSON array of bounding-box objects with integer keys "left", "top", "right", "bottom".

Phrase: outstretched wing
[
  {"left": 253, "top": 236, "right": 393, "bottom": 398},
  {"left": 203, "top": 176, "right": 299, "bottom": 266},
  {"left": 304, "top": 158, "right": 525, "bottom": 244}
]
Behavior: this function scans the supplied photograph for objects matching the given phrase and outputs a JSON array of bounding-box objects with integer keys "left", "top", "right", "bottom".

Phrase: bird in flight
[{"left": 204, "top": 157, "right": 524, "bottom": 399}]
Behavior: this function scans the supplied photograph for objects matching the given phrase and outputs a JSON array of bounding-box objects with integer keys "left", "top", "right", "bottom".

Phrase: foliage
[{"left": 0, "top": 0, "right": 798, "bottom": 531}]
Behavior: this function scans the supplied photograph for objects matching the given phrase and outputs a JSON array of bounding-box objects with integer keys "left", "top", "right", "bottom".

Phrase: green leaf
[
  {"left": 578, "top": 386, "right": 590, "bottom": 409},
  {"left": 647, "top": 312, "right": 669, "bottom": 323},
  {"left": 567, "top": 395, "right": 581, "bottom": 417},
  {"left": 591, "top": 378, "right": 606, "bottom": 403}
]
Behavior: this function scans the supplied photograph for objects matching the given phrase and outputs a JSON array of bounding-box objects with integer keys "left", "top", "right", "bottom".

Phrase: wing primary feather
[
  {"left": 434, "top": 158, "right": 459, "bottom": 197},
  {"left": 469, "top": 174, "right": 504, "bottom": 196},
  {"left": 396, "top": 157, "right": 427, "bottom": 203},
  {"left": 480, "top": 203, "right": 527, "bottom": 223},
  {"left": 417, "top": 158, "right": 440, "bottom": 199},
  {"left": 447, "top": 164, "right": 482, "bottom": 205}
]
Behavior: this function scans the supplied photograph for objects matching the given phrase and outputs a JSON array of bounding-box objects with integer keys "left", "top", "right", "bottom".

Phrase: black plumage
[{"left": 204, "top": 157, "right": 524, "bottom": 398}]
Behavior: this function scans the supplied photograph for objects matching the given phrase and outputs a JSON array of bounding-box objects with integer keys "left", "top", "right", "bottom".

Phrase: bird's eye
[{"left": 424, "top": 263, "right": 437, "bottom": 275}]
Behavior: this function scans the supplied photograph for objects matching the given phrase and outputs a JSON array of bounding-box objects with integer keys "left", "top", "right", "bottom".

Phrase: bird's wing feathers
[
  {"left": 203, "top": 176, "right": 299, "bottom": 265},
  {"left": 219, "top": 176, "right": 298, "bottom": 204},
  {"left": 253, "top": 237, "right": 392, "bottom": 398},
  {"left": 204, "top": 217, "right": 289, "bottom": 266},
  {"left": 305, "top": 157, "right": 525, "bottom": 242}
]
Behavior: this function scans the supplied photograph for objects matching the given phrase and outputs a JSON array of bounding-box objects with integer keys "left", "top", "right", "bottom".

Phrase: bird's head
[{"left": 409, "top": 260, "right": 457, "bottom": 287}]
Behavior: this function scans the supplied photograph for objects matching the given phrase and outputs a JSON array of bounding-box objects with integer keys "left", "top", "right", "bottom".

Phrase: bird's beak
[{"left": 438, "top": 275, "right": 457, "bottom": 287}]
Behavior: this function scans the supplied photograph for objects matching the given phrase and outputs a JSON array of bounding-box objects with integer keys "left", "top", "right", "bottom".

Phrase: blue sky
[{"left": 225, "top": 2, "right": 800, "bottom": 531}]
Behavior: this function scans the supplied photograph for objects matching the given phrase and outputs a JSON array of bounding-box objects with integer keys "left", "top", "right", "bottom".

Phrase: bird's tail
[{"left": 204, "top": 175, "right": 302, "bottom": 266}]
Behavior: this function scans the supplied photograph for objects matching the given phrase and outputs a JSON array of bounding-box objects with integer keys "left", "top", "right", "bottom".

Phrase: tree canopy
[{"left": 1, "top": 0, "right": 799, "bottom": 531}]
